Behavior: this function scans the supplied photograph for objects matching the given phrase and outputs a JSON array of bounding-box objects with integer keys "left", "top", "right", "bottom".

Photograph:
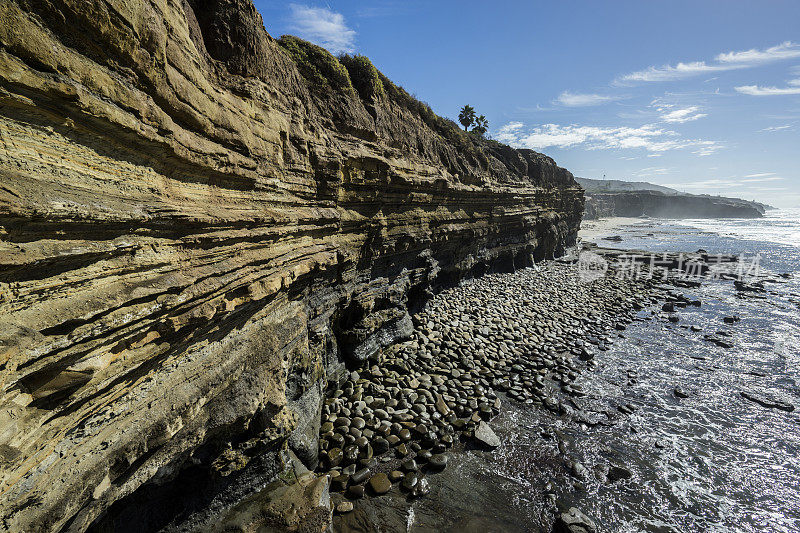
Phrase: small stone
[
  {"left": 435, "top": 394, "right": 451, "bottom": 416},
  {"left": 673, "top": 387, "right": 689, "bottom": 399},
  {"left": 606, "top": 464, "right": 632, "bottom": 483},
  {"left": 344, "top": 445, "right": 359, "bottom": 464},
  {"left": 336, "top": 501, "right": 354, "bottom": 514},
  {"left": 332, "top": 474, "right": 349, "bottom": 492},
  {"left": 428, "top": 453, "right": 447, "bottom": 470},
  {"left": 402, "top": 459, "right": 418, "bottom": 472},
  {"left": 401, "top": 472, "right": 419, "bottom": 490},
  {"left": 473, "top": 421, "right": 501, "bottom": 448},
  {"left": 346, "top": 484, "right": 365, "bottom": 499},
  {"left": 327, "top": 448, "right": 343, "bottom": 468},
  {"left": 389, "top": 470, "right": 404, "bottom": 482},
  {"left": 555, "top": 507, "right": 596, "bottom": 533},
  {"left": 369, "top": 473, "right": 391, "bottom": 495},
  {"left": 351, "top": 467, "right": 370, "bottom": 484},
  {"left": 412, "top": 476, "right": 430, "bottom": 497},
  {"left": 372, "top": 437, "right": 390, "bottom": 455}
]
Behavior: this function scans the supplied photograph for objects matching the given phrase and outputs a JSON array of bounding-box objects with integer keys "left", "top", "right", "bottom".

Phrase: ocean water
[
  {"left": 588, "top": 208, "right": 800, "bottom": 274},
  {"left": 567, "top": 209, "right": 800, "bottom": 532}
]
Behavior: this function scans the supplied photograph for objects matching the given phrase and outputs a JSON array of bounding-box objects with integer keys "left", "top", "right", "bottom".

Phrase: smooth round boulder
[
  {"left": 401, "top": 472, "right": 419, "bottom": 490},
  {"left": 369, "top": 473, "right": 391, "bottom": 495},
  {"left": 428, "top": 453, "right": 448, "bottom": 470},
  {"left": 372, "top": 437, "right": 390, "bottom": 455},
  {"left": 402, "top": 459, "right": 418, "bottom": 472},
  {"left": 327, "top": 448, "right": 343, "bottom": 468}
]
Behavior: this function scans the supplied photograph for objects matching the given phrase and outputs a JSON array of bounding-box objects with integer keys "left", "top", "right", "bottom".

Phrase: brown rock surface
[{"left": 0, "top": 0, "right": 583, "bottom": 530}]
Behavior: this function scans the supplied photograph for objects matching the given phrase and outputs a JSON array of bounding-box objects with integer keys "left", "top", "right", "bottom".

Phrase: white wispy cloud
[
  {"left": 743, "top": 172, "right": 775, "bottom": 178},
  {"left": 494, "top": 122, "right": 721, "bottom": 155},
  {"left": 716, "top": 42, "right": 800, "bottom": 64},
  {"left": 735, "top": 80, "right": 800, "bottom": 96},
  {"left": 759, "top": 125, "right": 793, "bottom": 132},
  {"left": 693, "top": 145, "right": 722, "bottom": 157},
  {"left": 633, "top": 167, "right": 671, "bottom": 176},
  {"left": 740, "top": 176, "right": 783, "bottom": 182},
  {"left": 658, "top": 105, "right": 708, "bottom": 123},
  {"left": 663, "top": 179, "right": 741, "bottom": 189},
  {"left": 617, "top": 62, "right": 734, "bottom": 84},
  {"left": 288, "top": 4, "right": 356, "bottom": 54},
  {"left": 555, "top": 91, "right": 625, "bottom": 107},
  {"left": 665, "top": 176, "right": 785, "bottom": 190},
  {"left": 616, "top": 41, "right": 800, "bottom": 84}
]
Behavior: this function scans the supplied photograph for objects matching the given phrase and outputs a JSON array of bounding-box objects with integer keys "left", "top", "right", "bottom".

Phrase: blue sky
[{"left": 255, "top": 1, "right": 800, "bottom": 207}]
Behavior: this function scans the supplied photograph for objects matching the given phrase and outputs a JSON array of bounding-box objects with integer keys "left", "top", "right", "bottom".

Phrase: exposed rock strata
[{"left": 0, "top": 0, "right": 582, "bottom": 530}]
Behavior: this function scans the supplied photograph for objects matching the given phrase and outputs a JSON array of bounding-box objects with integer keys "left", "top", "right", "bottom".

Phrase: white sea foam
[{"left": 680, "top": 208, "right": 800, "bottom": 248}]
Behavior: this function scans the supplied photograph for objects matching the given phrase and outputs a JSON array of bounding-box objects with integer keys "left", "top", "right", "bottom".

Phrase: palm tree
[
  {"left": 458, "top": 105, "right": 476, "bottom": 131},
  {"left": 473, "top": 115, "right": 489, "bottom": 136}
]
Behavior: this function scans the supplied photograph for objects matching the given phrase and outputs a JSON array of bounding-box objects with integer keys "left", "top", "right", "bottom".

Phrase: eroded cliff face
[{"left": 0, "top": 0, "right": 583, "bottom": 530}]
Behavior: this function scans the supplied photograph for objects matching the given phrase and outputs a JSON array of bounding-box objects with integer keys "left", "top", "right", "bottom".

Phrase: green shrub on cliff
[
  {"left": 277, "top": 35, "right": 353, "bottom": 92},
  {"left": 339, "top": 54, "right": 385, "bottom": 101},
  {"left": 278, "top": 35, "right": 488, "bottom": 168}
]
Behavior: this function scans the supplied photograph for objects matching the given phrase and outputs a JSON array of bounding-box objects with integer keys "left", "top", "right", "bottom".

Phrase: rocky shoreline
[
  {"left": 188, "top": 242, "right": 792, "bottom": 532},
  {"left": 318, "top": 260, "right": 650, "bottom": 526},
  {"left": 195, "top": 247, "right": 681, "bottom": 531}
]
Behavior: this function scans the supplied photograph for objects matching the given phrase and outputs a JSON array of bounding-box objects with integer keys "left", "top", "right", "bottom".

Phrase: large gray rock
[
  {"left": 473, "top": 421, "right": 501, "bottom": 449},
  {"left": 555, "top": 507, "right": 597, "bottom": 533}
]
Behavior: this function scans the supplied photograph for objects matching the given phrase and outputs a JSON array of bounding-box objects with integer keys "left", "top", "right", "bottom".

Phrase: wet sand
[{"left": 578, "top": 217, "right": 644, "bottom": 241}]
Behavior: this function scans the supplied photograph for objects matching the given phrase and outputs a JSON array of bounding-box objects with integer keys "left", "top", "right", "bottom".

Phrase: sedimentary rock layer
[{"left": 0, "top": 0, "right": 582, "bottom": 530}]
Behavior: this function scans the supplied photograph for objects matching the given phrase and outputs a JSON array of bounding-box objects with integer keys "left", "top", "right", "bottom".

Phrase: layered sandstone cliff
[{"left": 0, "top": 0, "right": 583, "bottom": 530}]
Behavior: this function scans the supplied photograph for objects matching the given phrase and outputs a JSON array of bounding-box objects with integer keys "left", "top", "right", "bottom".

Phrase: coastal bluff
[
  {"left": 584, "top": 191, "right": 766, "bottom": 219},
  {"left": 578, "top": 178, "right": 767, "bottom": 220},
  {"left": 0, "top": 0, "right": 583, "bottom": 530}
]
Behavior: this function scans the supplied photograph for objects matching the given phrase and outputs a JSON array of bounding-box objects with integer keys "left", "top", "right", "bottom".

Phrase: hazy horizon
[{"left": 255, "top": 1, "right": 799, "bottom": 208}]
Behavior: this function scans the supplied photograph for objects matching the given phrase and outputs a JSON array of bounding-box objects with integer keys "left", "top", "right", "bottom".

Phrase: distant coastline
[{"left": 578, "top": 177, "right": 768, "bottom": 220}]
